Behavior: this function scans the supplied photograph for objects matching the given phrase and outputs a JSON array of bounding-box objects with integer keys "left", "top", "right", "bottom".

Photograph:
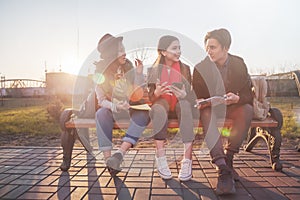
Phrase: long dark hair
[{"left": 152, "top": 35, "right": 179, "bottom": 68}]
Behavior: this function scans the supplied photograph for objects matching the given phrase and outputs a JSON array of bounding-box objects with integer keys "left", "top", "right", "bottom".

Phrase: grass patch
[
  {"left": 0, "top": 105, "right": 60, "bottom": 135},
  {"left": 268, "top": 97, "right": 300, "bottom": 139}
]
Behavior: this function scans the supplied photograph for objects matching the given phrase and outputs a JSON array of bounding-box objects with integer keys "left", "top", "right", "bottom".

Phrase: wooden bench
[{"left": 60, "top": 107, "right": 283, "bottom": 171}]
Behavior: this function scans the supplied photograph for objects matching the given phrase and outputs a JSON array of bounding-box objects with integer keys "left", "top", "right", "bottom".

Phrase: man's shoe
[
  {"left": 156, "top": 156, "right": 172, "bottom": 179},
  {"left": 178, "top": 159, "right": 192, "bottom": 181},
  {"left": 106, "top": 152, "right": 123, "bottom": 176},
  {"left": 225, "top": 153, "right": 239, "bottom": 181},
  {"left": 216, "top": 164, "right": 236, "bottom": 195}
]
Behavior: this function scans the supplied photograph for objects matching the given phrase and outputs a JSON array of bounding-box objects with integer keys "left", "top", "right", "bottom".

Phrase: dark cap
[
  {"left": 157, "top": 35, "right": 179, "bottom": 51},
  {"left": 97, "top": 33, "right": 123, "bottom": 59},
  {"left": 204, "top": 28, "right": 231, "bottom": 49}
]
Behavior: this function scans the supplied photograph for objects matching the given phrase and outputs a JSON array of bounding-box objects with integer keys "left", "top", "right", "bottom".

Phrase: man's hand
[
  {"left": 224, "top": 92, "right": 239, "bottom": 105},
  {"left": 195, "top": 98, "right": 211, "bottom": 109}
]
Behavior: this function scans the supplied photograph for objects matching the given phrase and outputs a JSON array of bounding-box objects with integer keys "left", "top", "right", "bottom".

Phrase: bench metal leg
[
  {"left": 59, "top": 109, "right": 96, "bottom": 171},
  {"left": 244, "top": 108, "right": 283, "bottom": 171},
  {"left": 60, "top": 128, "right": 76, "bottom": 171},
  {"left": 60, "top": 128, "right": 94, "bottom": 171},
  {"left": 269, "top": 108, "right": 283, "bottom": 171},
  {"left": 59, "top": 109, "right": 77, "bottom": 171}
]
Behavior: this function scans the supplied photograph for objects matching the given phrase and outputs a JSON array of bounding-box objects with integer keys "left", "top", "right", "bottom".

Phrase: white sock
[
  {"left": 184, "top": 142, "right": 192, "bottom": 160},
  {"left": 116, "top": 149, "right": 124, "bottom": 157}
]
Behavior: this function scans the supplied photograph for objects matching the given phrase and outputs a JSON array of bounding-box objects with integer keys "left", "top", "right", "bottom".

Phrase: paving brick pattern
[{"left": 0, "top": 146, "right": 299, "bottom": 200}]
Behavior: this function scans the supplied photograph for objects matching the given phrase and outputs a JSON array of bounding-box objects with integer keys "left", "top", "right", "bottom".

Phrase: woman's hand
[
  {"left": 134, "top": 58, "right": 143, "bottom": 74},
  {"left": 169, "top": 84, "right": 187, "bottom": 99},
  {"left": 116, "top": 101, "right": 130, "bottom": 111},
  {"left": 224, "top": 92, "right": 239, "bottom": 105},
  {"left": 154, "top": 80, "right": 172, "bottom": 97}
]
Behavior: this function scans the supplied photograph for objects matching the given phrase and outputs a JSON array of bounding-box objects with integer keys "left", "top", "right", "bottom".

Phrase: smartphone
[
  {"left": 171, "top": 82, "right": 183, "bottom": 89},
  {"left": 194, "top": 99, "right": 210, "bottom": 107}
]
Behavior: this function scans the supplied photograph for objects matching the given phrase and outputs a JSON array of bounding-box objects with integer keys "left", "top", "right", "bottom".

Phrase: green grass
[
  {"left": 0, "top": 97, "right": 48, "bottom": 111},
  {"left": 268, "top": 97, "right": 300, "bottom": 139},
  {"left": 0, "top": 105, "right": 60, "bottom": 135}
]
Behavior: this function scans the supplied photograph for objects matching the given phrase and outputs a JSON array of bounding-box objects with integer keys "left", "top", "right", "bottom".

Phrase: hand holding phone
[
  {"left": 194, "top": 96, "right": 227, "bottom": 109},
  {"left": 154, "top": 80, "right": 172, "bottom": 97},
  {"left": 170, "top": 82, "right": 186, "bottom": 98},
  {"left": 194, "top": 98, "right": 211, "bottom": 109},
  {"left": 171, "top": 82, "right": 183, "bottom": 89}
]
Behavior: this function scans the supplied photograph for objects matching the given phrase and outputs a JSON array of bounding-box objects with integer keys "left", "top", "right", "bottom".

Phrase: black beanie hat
[
  {"left": 97, "top": 33, "right": 123, "bottom": 60},
  {"left": 157, "top": 35, "right": 179, "bottom": 51}
]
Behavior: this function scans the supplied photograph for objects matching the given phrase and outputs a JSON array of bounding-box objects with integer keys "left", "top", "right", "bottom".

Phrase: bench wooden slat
[{"left": 65, "top": 117, "right": 278, "bottom": 129}]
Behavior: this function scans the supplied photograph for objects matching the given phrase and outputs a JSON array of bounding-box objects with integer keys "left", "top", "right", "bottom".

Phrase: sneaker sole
[
  {"left": 157, "top": 170, "right": 172, "bottom": 180},
  {"left": 215, "top": 181, "right": 236, "bottom": 195},
  {"left": 107, "top": 167, "right": 121, "bottom": 176},
  {"left": 106, "top": 158, "right": 122, "bottom": 176},
  {"left": 233, "top": 176, "right": 240, "bottom": 181},
  {"left": 215, "top": 187, "right": 236, "bottom": 195},
  {"left": 178, "top": 174, "right": 192, "bottom": 182}
]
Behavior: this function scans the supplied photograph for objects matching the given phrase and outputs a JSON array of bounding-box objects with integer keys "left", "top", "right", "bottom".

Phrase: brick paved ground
[{"left": 0, "top": 146, "right": 299, "bottom": 200}]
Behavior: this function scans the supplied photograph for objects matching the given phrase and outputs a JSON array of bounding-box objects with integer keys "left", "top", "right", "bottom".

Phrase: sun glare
[{"left": 61, "top": 55, "right": 81, "bottom": 75}]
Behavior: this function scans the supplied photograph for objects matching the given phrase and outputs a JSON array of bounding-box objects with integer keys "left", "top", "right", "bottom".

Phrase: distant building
[
  {"left": 46, "top": 72, "right": 76, "bottom": 96},
  {"left": 45, "top": 72, "right": 94, "bottom": 105}
]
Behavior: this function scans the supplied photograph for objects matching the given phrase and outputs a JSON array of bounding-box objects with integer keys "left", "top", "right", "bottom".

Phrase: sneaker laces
[
  {"left": 156, "top": 156, "right": 170, "bottom": 173},
  {"left": 180, "top": 159, "right": 192, "bottom": 175}
]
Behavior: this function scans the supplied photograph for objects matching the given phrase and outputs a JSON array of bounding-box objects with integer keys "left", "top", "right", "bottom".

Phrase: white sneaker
[
  {"left": 178, "top": 159, "right": 192, "bottom": 181},
  {"left": 156, "top": 156, "right": 172, "bottom": 179}
]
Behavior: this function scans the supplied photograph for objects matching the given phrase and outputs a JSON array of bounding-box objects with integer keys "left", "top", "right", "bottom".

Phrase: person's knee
[
  {"left": 96, "top": 108, "right": 112, "bottom": 121},
  {"left": 152, "top": 99, "right": 169, "bottom": 112},
  {"left": 150, "top": 103, "right": 168, "bottom": 120},
  {"left": 239, "top": 104, "right": 253, "bottom": 120},
  {"left": 244, "top": 104, "right": 254, "bottom": 116},
  {"left": 132, "top": 111, "right": 150, "bottom": 126}
]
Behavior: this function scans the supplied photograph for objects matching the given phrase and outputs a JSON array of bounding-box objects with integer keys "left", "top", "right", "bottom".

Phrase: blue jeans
[{"left": 96, "top": 107, "right": 150, "bottom": 151}]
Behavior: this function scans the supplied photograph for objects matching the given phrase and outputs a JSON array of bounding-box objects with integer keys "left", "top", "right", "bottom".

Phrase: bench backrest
[{"left": 251, "top": 76, "right": 270, "bottom": 120}]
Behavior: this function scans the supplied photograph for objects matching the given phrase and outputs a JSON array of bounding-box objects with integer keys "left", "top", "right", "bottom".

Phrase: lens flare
[
  {"left": 221, "top": 128, "right": 231, "bottom": 137},
  {"left": 93, "top": 73, "right": 105, "bottom": 84}
]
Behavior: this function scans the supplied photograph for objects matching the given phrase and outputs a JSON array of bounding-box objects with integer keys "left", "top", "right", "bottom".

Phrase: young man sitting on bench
[{"left": 192, "top": 28, "right": 253, "bottom": 195}]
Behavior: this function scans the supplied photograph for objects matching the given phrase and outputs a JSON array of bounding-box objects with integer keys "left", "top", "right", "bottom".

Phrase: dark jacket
[
  {"left": 147, "top": 61, "right": 192, "bottom": 103},
  {"left": 192, "top": 54, "right": 253, "bottom": 106}
]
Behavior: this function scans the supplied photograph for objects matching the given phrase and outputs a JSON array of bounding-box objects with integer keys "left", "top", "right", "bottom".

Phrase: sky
[{"left": 0, "top": 0, "right": 299, "bottom": 80}]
